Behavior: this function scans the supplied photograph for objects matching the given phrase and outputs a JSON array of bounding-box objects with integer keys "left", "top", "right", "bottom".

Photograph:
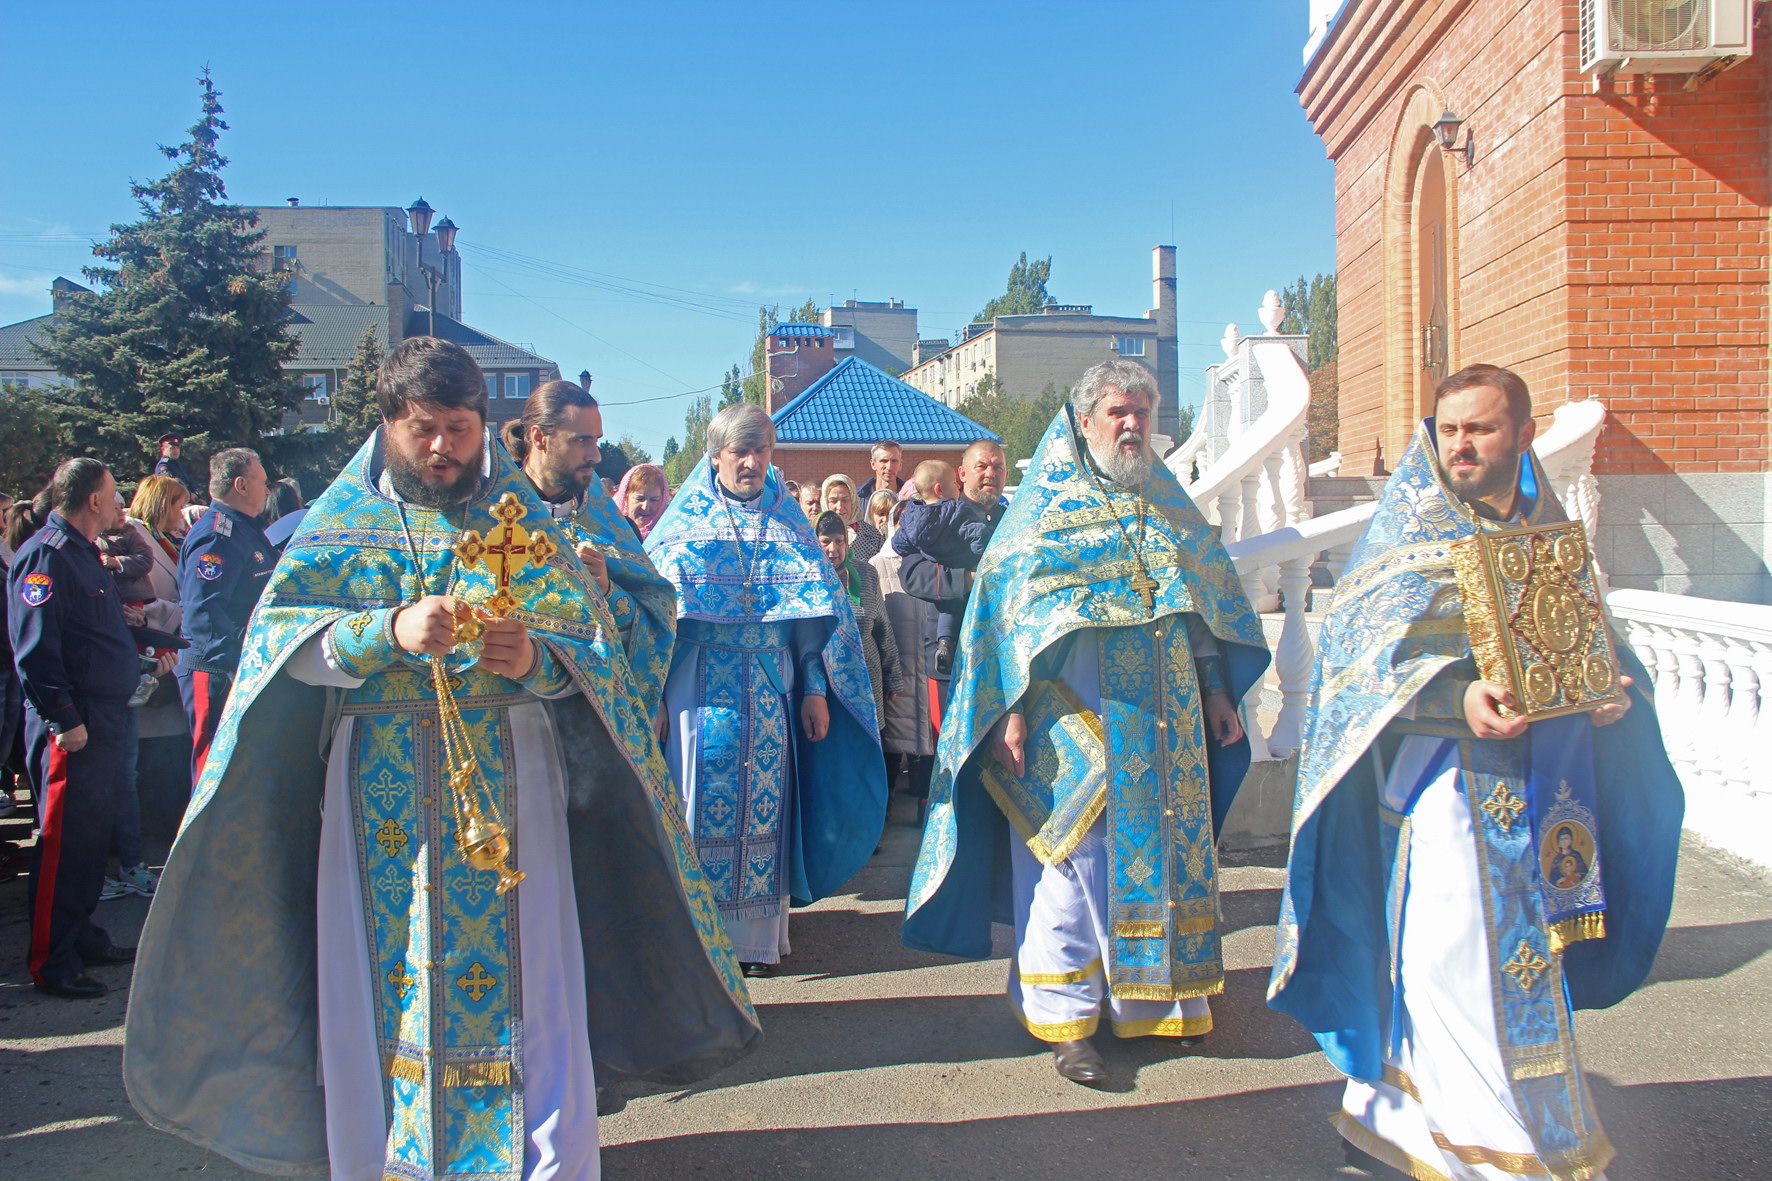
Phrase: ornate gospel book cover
[{"left": 1450, "top": 520, "right": 1626, "bottom": 721}]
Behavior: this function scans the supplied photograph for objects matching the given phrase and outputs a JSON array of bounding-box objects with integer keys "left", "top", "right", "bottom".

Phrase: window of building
[
  {"left": 301, "top": 374, "right": 329, "bottom": 401},
  {"left": 504, "top": 374, "right": 531, "bottom": 400},
  {"left": 1113, "top": 336, "right": 1146, "bottom": 357},
  {"left": 0, "top": 371, "right": 33, "bottom": 387},
  {"left": 832, "top": 326, "right": 855, "bottom": 349},
  {"left": 485, "top": 375, "right": 498, "bottom": 401}
]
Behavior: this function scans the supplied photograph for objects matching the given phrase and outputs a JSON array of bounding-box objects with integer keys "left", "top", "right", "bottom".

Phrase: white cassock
[
  {"left": 287, "top": 637, "right": 601, "bottom": 1181},
  {"left": 1339, "top": 733, "right": 1610, "bottom": 1181},
  {"left": 1007, "top": 617, "right": 1218, "bottom": 1042}
]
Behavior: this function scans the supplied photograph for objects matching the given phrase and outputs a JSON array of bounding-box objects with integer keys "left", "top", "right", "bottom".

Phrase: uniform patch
[
  {"left": 196, "top": 553, "right": 226, "bottom": 581},
  {"left": 19, "top": 572, "right": 52, "bottom": 606},
  {"left": 213, "top": 514, "right": 234, "bottom": 537}
]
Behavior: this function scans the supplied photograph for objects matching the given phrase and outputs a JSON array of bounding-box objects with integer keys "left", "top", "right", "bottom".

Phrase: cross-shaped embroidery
[
  {"left": 374, "top": 818, "right": 408, "bottom": 858},
  {"left": 1481, "top": 781, "right": 1526, "bottom": 833},
  {"left": 456, "top": 961, "right": 498, "bottom": 1003},
  {"left": 1502, "top": 940, "right": 1550, "bottom": 992},
  {"left": 387, "top": 961, "right": 416, "bottom": 1000}
]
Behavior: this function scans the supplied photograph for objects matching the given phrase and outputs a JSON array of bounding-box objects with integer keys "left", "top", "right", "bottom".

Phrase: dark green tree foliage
[
  {"left": 662, "top": 437, "right": 680, "bottom": 463},
  {"left": 1277, "top": 272, "right": 1340, "bottom": 460},
  {"left": 0, "top": 384, "right": 72, "bottom": 498},
  {"left": 954, "top": 377, "right": 1066, "bottom": 472},
  {"left": 595, "top": 442, "right": 632, "bottom": 484},
  {"left": 718, "top": 364, "right": 744, "bottom": 408},
  {"left": 32, "top": 72, "right": 304, "bottom": 482},
  {"left": 1278, "top": 273, "right": 1339, "bottom": 371},
  {"left": 614, "top": 434, "right": 652, "bottom": 467},
  {"left": 975, "top": 253, "right": 1053, "bottom": 323},
  {"left": 663, "top": 394, "right": 715, "bottom": 486}
]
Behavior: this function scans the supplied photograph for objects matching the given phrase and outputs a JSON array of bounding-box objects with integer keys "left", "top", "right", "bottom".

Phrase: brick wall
[
  {"left": 770, "top": 447, "right": 974, "bottom": 492},
  {"left": 1303, "top": 0, "right": 1770, "bottom": 477}
]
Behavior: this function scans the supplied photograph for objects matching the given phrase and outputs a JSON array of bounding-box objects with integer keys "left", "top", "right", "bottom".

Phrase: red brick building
[{"left": 1302, "top": 0, "right": 1770, "bottom": 600}]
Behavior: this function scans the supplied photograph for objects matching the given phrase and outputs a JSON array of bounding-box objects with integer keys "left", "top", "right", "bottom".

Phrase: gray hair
[
  {"left": 208, "top": 447, "right": 261, "bottom": 500},
  {"left": 1070, "top": 360, "right": 1159, "bottom": 420},
  {"left": 706, "top": 403, "right": 775, "bottom": 456}
]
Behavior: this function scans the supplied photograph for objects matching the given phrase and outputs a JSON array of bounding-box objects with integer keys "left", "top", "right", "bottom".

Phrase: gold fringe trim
[
  {"left": 1110, "top": 1012, "right": 1213, "bottom": 1039},
  {"left": 1109, "top": 976, "right": 1224, "bottom": 1002},
  {"left": 1114, "top": 920, "right": 1165, "bottom": 939},
  {"left": 385, "top": 1054, "right": 425, "bottom": 1084},
  {"left": 1510, "top": 1054, "right": 1572, "bottom": 1081},
  {"left": 1017, "top": 956, "right": 1103, "bottom": 986},
  {"left": 1173, "top": 914, "right": 1215, "bottom": 937},
  {"left": 1331, "top": 1111, "right": 1454, "bottom": 1181},
  {"left": 1547, "top": 911, "right": 1607, "bottom": 954},
  {"left": 441, "top": 1060, "right": 513, "bottom": 1088},
  {"left": 1028, "top": 785, "right": 1107, "bottom": 867},
  {"left": 1381, "top": 1064, "right": 1421, "bottom": 1102},
  {"left": 1006, "top": 995, "right": 1098, "bottom": 1043}
]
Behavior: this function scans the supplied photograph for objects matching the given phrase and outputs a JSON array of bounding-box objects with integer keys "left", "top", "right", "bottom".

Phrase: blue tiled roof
[
  {"left": 771, "top": 322, "right": 834, "bottom": 339},
  {"left": 771, "top": 357, "right": 1000, "bottom": 446}
]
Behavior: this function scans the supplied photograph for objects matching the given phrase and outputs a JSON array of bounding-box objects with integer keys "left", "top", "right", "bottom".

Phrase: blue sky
[{"left": 0, "top": 1, "right": 1334, "bottom": 456}]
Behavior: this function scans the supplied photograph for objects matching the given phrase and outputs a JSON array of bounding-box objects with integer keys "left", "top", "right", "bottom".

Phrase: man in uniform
[
  {"left": 175, "top": 446, "right": 275, "bottom": 778},
  {"left": 126, "top": 337, "right": 757, "bottom": 1178},
  {"left": 903, "top": 361, "right": 1269, "bottom": 1084},
  {"left": 7, "top": 457, "right": 151, "bottom": 998},
  {"left": 153, "top": 433, "right": 200, "bottom": 498},
  {"left": 1269, "top": 364, "right": 1683, "bottom": 1180}
]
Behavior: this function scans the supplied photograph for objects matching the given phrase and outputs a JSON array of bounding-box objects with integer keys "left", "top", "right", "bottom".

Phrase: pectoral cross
[
  {"left": 454, "top": 492, "right": 558, "bottom": 618},
  {"left": 1130, "top": 562, "right": 1160, "bottom": 617}
]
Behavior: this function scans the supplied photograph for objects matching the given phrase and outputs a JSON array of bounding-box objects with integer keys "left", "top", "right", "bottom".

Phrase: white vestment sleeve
[{"left": 286, "top": 630, "right": 368, "bottom": 689}]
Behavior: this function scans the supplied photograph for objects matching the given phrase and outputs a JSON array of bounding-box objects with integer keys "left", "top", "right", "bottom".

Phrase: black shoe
[
  {"left": 595, "top": 1086, "right": 626, "bottom": 1117},
  {"left": 934, "top": 638, "right": 953, "bottom": 675},
  {"left": 34, "top": 973, "right": 108, "bottom": 999},
  {"left": 82, "top": 943, "right": 136, "bottom": 965},
  {"left": 741, "top": 961, "right": 774, "bottom": 979},
  {"left": 1051, "top": 1037, "right": 1105, "bottom": 1086},
  {"left": 1339, "top": 1139, "right": 1409, "bottom": 1179}
]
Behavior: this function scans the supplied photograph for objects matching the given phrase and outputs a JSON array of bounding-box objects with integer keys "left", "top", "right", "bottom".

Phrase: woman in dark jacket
[{"left": 868, "top": 500, "right": 937, "bottom": 813}]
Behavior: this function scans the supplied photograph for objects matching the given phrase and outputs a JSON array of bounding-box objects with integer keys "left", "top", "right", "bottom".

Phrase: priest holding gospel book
[{"left": 1269, "top": 364, "right": 1684, "bottom": 1181}]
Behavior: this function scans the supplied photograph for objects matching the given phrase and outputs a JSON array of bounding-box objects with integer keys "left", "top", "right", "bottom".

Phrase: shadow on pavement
[{"left": 1642, "top": 918, "right": 1772, "bottom": 986}]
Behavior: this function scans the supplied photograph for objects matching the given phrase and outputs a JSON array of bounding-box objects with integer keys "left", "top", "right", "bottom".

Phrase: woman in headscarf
[
  {"left": 813, "top": 511, "right": 902, "bottom": 734},
  {"left": 615, "top": 463, "right": 672, "bottom": 540},
  {"left": 820, "top": 473, "right": 883, "bottom": 563}
]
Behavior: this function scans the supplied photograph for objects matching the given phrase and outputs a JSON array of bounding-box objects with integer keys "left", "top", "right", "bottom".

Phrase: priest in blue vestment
[
  {"left": 1269, "top": 365, "right": 1683, "bottom": 1181},
  {"left": 646, "top": 402, "right": 887, "bottom": 978},
  {"left": 902, "top": 361, "right": 1270, "bottom": 1085},
  {"left": 124, "top": 338, "right": 759, "bottom": 1180}
]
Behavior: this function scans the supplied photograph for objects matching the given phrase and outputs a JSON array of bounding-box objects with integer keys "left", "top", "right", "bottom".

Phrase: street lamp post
[{"left": 406, "top": 198, "right": 459, "bottom": 338}]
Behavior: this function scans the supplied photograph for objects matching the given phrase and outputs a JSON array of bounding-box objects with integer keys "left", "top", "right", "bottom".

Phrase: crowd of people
[{"left": 0, "top": 345, "right": 1685, "bottom": 1181}]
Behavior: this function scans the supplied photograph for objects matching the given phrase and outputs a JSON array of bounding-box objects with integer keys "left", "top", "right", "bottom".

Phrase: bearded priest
[
  {"left": 124, "top": 338, "right": 759, "bottom": 1180},
  {"left": 902, "top": 360, "right": 1269, "bottom": 1086}
]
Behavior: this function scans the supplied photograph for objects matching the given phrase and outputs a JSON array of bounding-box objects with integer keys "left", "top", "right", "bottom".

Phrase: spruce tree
[{"left": 32, "top": 70, "right": 303, "bottom": 481}]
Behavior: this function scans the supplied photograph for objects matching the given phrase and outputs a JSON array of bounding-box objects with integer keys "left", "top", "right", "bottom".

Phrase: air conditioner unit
[{"left": 1580, "top": 0, "right": 1754, "bottom": 75}]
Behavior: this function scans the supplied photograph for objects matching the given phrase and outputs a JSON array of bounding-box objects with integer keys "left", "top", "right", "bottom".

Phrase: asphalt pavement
[{"left": 2, "top": 792, "right": 1769, "bottom": 1180}]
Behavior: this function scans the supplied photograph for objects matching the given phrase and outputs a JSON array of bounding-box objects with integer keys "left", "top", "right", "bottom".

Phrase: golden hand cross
[{"left": 453, "top": 492, "right": 558, "bottom": 618}]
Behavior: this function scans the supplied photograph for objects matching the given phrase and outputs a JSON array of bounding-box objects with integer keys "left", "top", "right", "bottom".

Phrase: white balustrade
[{"left": 1607, "top": 589, "right": 1772, "bottom": 869}]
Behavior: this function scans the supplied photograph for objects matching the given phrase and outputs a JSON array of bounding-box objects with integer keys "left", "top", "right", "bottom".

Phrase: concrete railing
[
  {"left": 1607, "top": 589, "right": 1772, "bottom": 869},
  {"left": 1224, "top": 399, "right": 1611, "bottom": 761}
]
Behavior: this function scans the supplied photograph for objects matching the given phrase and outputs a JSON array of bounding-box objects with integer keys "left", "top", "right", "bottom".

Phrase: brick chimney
[
  {"left": 50, "top": 276, "right": 90, "bottom": 313},
  {"left": 765, "top": 324, "right": 839, "bottom": 412}
]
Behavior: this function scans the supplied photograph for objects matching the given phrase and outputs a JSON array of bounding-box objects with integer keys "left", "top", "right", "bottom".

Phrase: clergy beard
[
  {"left": 1087, "top": 432, "right": 1153, "bottom": 487},
  {"left": 387, "top": 443, "right": 483, "bottom": 509}
]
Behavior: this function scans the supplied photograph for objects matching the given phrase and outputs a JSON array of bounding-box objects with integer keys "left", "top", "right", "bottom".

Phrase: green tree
[
  {"left": 31, "top": 71, "right": 305, "bottom": 482},
  {"left": 1278, "top": 273, "right": 1338, "bottom": 372},
  {"left": 954, "top": 376, "right": 1066, "bottom": 472},
  {"left": 662, "top": 437, "right": 680, "bottom": 464},
  {"left": 663, "top": 394, "right": 715, "bottom": 485},
  {"left": 975, "top": 253, "right": 1054, "bottom": 323},
  {"left": 613, "top": 434, "right": 652, "bottom": 467},
  {"left": 0, "top": 384, "right": 72, "bottom": 498},
  {"left": 718, "top": 363, "right": 744, "bottom": 408},
  {"left": 595, "top": 442, "right": 633, "bottom": 484},
  {"left": 294, "top": 325, "right": 385, "bottom": 489}
]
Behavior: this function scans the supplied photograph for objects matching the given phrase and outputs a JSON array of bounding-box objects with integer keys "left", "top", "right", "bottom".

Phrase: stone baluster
[
  {"left": 1752, "top": 645, "right": 1772, "bottom": 797},
  {"left": 1694, "top": 632, "right": 1733, "bottom": 787},
  {"left": 1720, "top": 639, "right": 1760, "bottom": 794},
  {"left": 1266, "top": 554, "right": 1316, "bottom": 758},
  {"left": 1325, "top": 539, "right": 1357, "bottom": 583},
  {"left": 1669, "top": 627, "right": 1705, "bottom": 780},
  {"left": 1215, "top": 487, "right": 1240, "bottom": 540}
]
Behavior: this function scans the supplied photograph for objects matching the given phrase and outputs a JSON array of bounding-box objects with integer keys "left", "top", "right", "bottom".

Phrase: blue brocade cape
[
  {"left": 644, "top": 456, "right": 886, "bottom": 907},
  {"left": 902, "top": 407, "right": 1271, "bottom": 960},
  {"left": 1266, "top": 423, "right": 1684, "bottom": 1082},
  {"left": 123, "top": 431, "right": 761, "bottom": 1175}
]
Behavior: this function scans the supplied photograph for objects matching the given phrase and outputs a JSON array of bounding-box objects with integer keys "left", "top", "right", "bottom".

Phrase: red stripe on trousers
[
  {"left": 28, "top": 742, "right": 70, "bottom": 986},
  {"left": 192, "top": 671, "right": 220, "bottom": 782},
  {"left": 927, "top": 676, "right": 943, "bottom": 738}
]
